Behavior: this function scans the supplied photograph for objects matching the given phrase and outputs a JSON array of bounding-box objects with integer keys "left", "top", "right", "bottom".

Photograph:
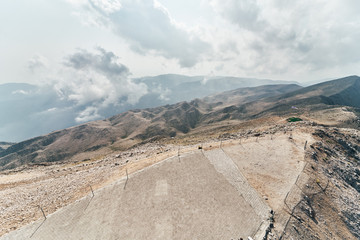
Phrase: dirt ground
[
  {"left": 304, "top": 107, "right": 357, "bottom": 125},
  {"left": 0, "top": 143, "right": 183, "bottom": 237},
  {"left": 223, "top": 130, "right": 313, "bottom": 211},
  {"left": 0, "top": 122, "right": 315, "bottom": 239}
]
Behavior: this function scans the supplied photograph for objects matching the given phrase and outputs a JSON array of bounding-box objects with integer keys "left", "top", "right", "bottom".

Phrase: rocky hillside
[
  {"left": 0, "top": 84, "right": 300, "bottom": 171},
  {"left": 203, "top": 84, "right": 301, "bottom": 109},
  {"left": 1, "top": 76, "right": 359, "bottom": 171},
  {"left": 134, "top": 74, "right": 298, "bottom": 107},
  {"left": 281, "top": 128, "right": 360, "bottom": 239},
  {"left": 213, "top": 75, "right": 360, "bottom": 119},
  {"left": 0, "top": 75, "right": 297, "bottom": 142},
  {"left": 0, "top": 142, "right": 14, "bottom": 153}
]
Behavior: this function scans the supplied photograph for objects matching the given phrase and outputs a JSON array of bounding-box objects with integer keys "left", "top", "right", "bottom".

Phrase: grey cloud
[
  {"left": 219, "top": 41, "right": 239, "bottom": 54},
  {"left": 85, "top": 0, "right": 212, "bottom": 68},
  {"left": 65, "top": 47, "right": 129, "bottom": 77},
  {"left": 212, "top": 0, "right": 264, "bottom": 31},
  {"left": 212, "top": 0, "right": 360, "bottom": 73},
  {"left": 28, "top": 55, "right": 48, "bottom": 72},
  {"left": 57, "top": 47, "right": 148, "bottom": 123},
  {"left": 215, "top": 64, "right": 224, "bottom": 71}
]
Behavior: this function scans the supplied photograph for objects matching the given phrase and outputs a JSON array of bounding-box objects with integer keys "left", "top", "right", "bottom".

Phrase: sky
[
  {"left": 1, "top": 0, "right": 360, "bottom": 85},
  {"left": 0, "top": 0, "right": 360, "bottom": 141}
]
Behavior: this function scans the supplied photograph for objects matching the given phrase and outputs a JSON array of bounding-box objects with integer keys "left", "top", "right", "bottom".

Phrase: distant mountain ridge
[
  {"left": 0, "top": 142, "right": 14, "bottom": 154},
  {"left": 1, "top": 76, "right": 360, "bottom": 171},
  {"left": 203, "top": 84, "right": 301, "bottom": 109},
  {"left": 0, "top": 83, "right": 301, "bottom": 170},
  {"left": 256, "top": 75, "right": 360, "bottom": 115},
  {"left": 0, "top": 75, "right": 297, "bottom": 142},
  {"left": 205, "top": 75, "right": 360, "bottom": 120},
  {"left": 134, "top": 74, "right": 298, "bottom": 108},
  {"left": 0, "top": 76, "right": 360, "bottom": 170}
]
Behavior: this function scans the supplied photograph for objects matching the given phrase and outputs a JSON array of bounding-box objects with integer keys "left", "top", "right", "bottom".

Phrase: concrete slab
[
  {"left": 2, "top": 152, "right": 261, "bottom": 240},
  {"left": 222, "top": 132, "right": 309, "bottom": 212}
]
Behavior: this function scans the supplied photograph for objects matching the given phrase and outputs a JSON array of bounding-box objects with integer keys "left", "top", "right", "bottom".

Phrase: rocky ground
[
  {"left": 0, "top": 120, "right": 359, "bottom": 239},
  {"left": 0, "top": 142, "right": 182, "bottom": 236},
  {"left": 280, "top": 127, "right": 360, "bottom": 239}
]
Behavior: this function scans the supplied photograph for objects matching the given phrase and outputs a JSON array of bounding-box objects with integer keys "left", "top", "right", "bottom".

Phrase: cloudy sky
[
  {"left": 1, "top": 0, "right": 360, "bottom": 141},
  {"left": 1, "top": 0, "right": 360, "bottom": 85}
]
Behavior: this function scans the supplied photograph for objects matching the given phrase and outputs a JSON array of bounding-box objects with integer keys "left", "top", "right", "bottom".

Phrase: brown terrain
[{"left": 0, "top": 76, "right": 360, "bottom": 239}]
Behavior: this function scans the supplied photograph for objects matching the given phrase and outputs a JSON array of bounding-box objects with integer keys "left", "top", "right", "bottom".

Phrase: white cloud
[
  {"left": 210, "top": 0, "right": 360, "bottom": 77},
  {"left": 46, "top": 107, "right": 57, "bottom": 112},
  {"left": 88, "top": 0, "right": 122, "bottom": 14},
  {"left": 211, "top": 0, "right": 264, "bottom": 31},
  {"left": 69, "top": 0, "right": 212, "bottom": 68},
  {"left": 152, "top": 84, "right": 171, "bottom": 101},
  {"left": 53, "top": 47, "right": 148, "bottom": 122},
  {"left": 12, "top": 90, "right": 29, "bottom": 95},
  {"left": 201, "top": 72, "right": 215, "bottom": 85},
  {"left": 75, "top": 106, "right": 101, "bottom": 122}
]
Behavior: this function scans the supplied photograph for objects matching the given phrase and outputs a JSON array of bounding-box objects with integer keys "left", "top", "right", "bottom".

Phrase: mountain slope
[
  {"left": 263, "top": 75, "right": 360, "bottom": 115},
  {"left": 0, "top": 142, "right": 14, "bottom": 153},
  {"left": 274, "top": 75, "right": 360, "bottom": 105},
  {"left": 203, "top": 84, "right": 301, "bottom": 109},
  {"left": 133, "top": 74, "right": 298, "bottom": 108},
  {"left": 1, "top": 77, "right": 360, "bottom": 240},
  {"left": 0, "top": 83, "right": 300, "bottom": 171},
  {"left": 1, "top": 76, "right": 359, "bottom": 171},
  {"left": 0, "top": 75, "right": 296, "bottom": 142},
  {"left": 215, "top": 75, "right": 360, "bottom": 119}
]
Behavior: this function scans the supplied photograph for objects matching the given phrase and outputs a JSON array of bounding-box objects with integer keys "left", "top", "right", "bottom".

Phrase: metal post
[
  {"left": 90, "top": 185, "right": 94, "bottom": 197},
  {"left": 84, "top": 185, "right": 95, "bottom": 211},
  {"left": 178, "top": 146, "right": 180, "bottom": 162},
  {"left": 39, "top": 206, "right": 46, "bottom": 219},
  {"left": 124, "top": 168, "right": 129, "bottom": 190},
  {"left": 30, "top": 207, "right": 47, "bottom": 238}
]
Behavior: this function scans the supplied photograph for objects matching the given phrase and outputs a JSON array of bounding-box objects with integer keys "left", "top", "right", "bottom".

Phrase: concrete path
[
  {"left": 2, "top": 151, "right": 263, "bottom": 240},
  {"left": 203, "top": 149, "right": 271, "bottom": 237}
]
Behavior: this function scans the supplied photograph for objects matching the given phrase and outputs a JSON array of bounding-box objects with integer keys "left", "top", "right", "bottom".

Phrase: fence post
[
  {"left": 84, "top": 185, "right": 95, "bottom": 211},
  {"left": 30, "top": 206, "right": 47, "bottom": 238},
  {"left": 178, "top": 146, "right": 180, "bottom": 162},
  {"left": 123, "top": 168, "right": 129, "bottom": 190},
  {"left": 283, "top": 192, "right": 291, "bottom": 212},
  {"left": 90, "top": 185, "right": 94, "bottom": 197},
  {"left": 39, "top": 206, "right": 46, "bottom": 220}
]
